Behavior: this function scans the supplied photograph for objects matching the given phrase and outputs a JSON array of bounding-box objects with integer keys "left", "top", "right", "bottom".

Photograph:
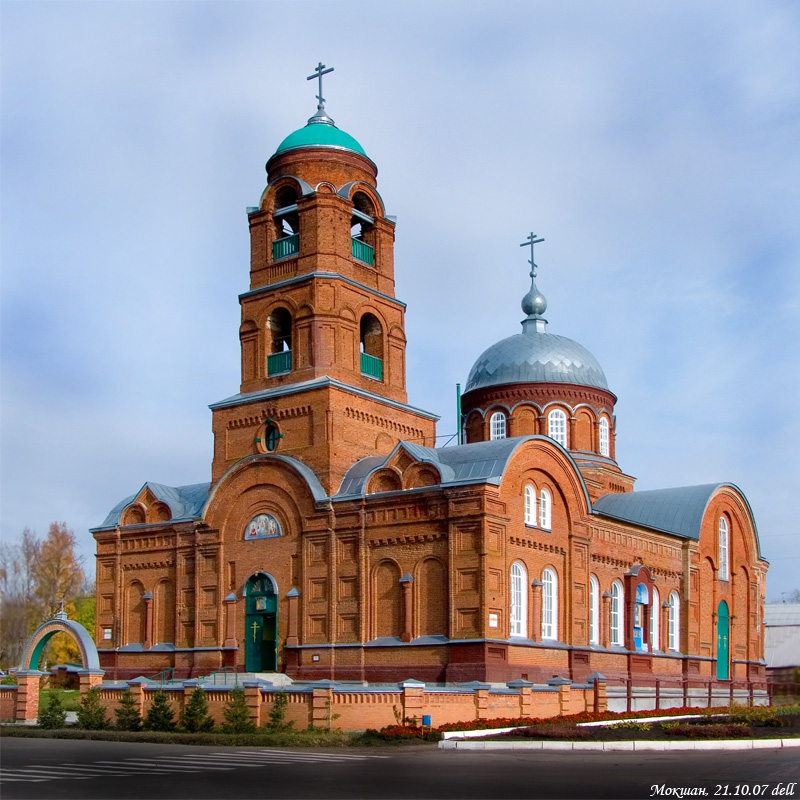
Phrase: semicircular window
[{"left": 245, "top": 513, "right": 282, "bottom": 540}]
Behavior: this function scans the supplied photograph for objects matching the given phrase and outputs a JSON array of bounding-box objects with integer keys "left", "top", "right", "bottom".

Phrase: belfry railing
[{"left": 272, "top": 233, "right": 299, "bottom": 261}]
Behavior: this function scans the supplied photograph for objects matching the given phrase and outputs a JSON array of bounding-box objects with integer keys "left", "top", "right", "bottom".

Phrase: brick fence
[{"left": 0, "top": 672, "right": 607, "bottom": 730}]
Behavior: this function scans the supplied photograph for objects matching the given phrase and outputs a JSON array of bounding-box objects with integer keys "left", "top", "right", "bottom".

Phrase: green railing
[
  {"left": 267, "top": 350, "right": 292, "bottom": 375},
  {"left": 196, "top": 667, "right": 241, "bottom": 687},
  {"left": 147, "top": 667, "right": 175, "bottom": 686},
  {"left": 272, "top": 233, "right": 299, "bottom": 261},
  {"left": 360, "top": 352, "right": 383, "bottom": 380},
  {"left": 351, "top": 238, "right": 374, "bottom": 265}
]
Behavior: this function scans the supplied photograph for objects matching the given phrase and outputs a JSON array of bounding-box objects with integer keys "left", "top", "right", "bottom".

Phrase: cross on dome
[
  {"left": 307, "top": 61, "right": 335, "bottom": 124},
  {"left": 520, "top": 231, "right": 545, "bottom": 278},
  {"left": 519, "top": 231, "right": 548, "bottom": 323}
]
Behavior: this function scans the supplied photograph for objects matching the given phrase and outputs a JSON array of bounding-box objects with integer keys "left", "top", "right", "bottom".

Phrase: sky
[{"left": 2, "top": 0, "right": 798, "bottom": 602}]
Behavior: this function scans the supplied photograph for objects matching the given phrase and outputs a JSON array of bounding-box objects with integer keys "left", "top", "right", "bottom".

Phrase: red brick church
[{"left": 92, "top": 66, "right": 768, "bottom": 687}]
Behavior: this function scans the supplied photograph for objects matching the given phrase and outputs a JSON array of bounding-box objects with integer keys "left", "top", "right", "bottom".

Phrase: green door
[
  {"left": 716, "top": 600, "right": 729, "bottom": 680},
  {"left": 245, "top": 574, "right": 277, "bottom": 672}
]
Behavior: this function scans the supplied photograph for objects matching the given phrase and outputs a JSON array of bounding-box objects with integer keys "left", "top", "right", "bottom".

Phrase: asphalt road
[{"left": 1, "top": 737, "right": 798, "bottom": 800}]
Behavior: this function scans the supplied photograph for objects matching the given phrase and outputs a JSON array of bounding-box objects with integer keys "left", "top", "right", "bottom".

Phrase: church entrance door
[
  {"left": 245, "top": 573, "right": 277, "bottom": 672},
  {"left": 716, "top": 600, "right": 729, "bottom": 680}
]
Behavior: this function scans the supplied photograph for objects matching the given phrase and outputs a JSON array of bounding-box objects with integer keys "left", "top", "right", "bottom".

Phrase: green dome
[{"left": 275, "top": 121, "right": 367, "bottom": 157}]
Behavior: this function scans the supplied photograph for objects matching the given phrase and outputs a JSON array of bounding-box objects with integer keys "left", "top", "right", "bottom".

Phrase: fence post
[
  {"left": 655, "top": 679, "right": 660, "bottom": 711},
  {"left": 14, "top": 670, "right": 43, "bottom": 724},
  {"left": 682, "top": 678, "right": 688, "bottom": 707},
  {"left": 707, "top": 679, "right": 712, "bottom": 708},
  {"left": 127, "top": 678, "right": 147, "bottom": 719},
  {"left": 78, "top": 668, "right": 104, "bottom": 696},
  {"left": 401, "top": 679, "right": 425, "bottom": 726},
  {"left": 311, "top": 682, "right": 335, "bottom": 729},
  {"left": 729, "top": 680, "right": 735, "bottom": 706},
  {"left": 589, "top": 673, "right": 607, "bottom": 715},
  {"left": 626, "top": 679, "right": 632, "bottom": 713},
  {"left": 243, "top": 681, "right": 262, "bottom": 728}
]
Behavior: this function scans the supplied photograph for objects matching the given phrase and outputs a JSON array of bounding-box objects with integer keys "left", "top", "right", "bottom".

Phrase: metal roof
[
  {"left": 334, "top": 436, "right": 591, "bottom": 504},
  {"left": 93, "top": 481, "right": 210, "bottom": 531},
  {"left": 592, "top": 483, "right": 763, "bottom": 557},
  {"left": 274, "top": 120, "right": 367, "bottom": 157},
  {"left": 464, "top": 329, "right": 609, "bottom": 394}
]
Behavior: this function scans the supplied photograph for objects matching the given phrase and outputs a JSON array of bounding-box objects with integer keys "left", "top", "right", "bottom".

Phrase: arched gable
[{"left": 21, "top": 615, "right": 101, "bottom": 672}]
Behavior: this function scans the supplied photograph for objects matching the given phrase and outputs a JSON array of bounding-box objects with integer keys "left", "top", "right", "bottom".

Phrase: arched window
[
  {"left": 718, "top": 517, "right": 729, "bottom": 581},
  {"left": 360, "top": 313, "right": 384, "bottom": 380},
  {"left": 668, "top": 591, "right": 680, "bottom": 651},
  {"left": 589, "top": 575, "right": 600, "bottom": 645},
  {"left": 272, "top": 185, "right": 300, "bottom": 260},
  {"left": 524, "top": 484, "right": 537, "bottom": 526},
  {"left": 541, "top": 568, "right": 558, "bottom": 640},
  {"left": 351, "top": 191, "right": 376, "bottom": 266},
  {"left": 490, "top": 411, "right": 506, "bottom": 441},
  {"left": 510, "top": 561, "right": 527, "bottom": 637},
  {"left": 599, "top": 417, "right": 610, "bottom": 457},
  {"left": 610, "top": 580, "right": 624, "bottom": 646},
  {"left": 539, "top": 488, "right": 552, "bottom": 530},
  {"left": 548, "top": 409, "right": 567, "bottom": 447},
  {"left": 650, "top": 586, "right": 660, "bottom": 651},
  {"left": 267, "top": 307, "right": 292, "bottom": 375}
]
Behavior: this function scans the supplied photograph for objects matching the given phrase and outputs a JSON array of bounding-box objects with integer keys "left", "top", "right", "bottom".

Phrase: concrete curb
[{"left": 439, "top": 738, "right": 800, "bottom": 751}]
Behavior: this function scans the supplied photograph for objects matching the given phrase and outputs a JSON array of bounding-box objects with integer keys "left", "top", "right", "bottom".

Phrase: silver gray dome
[{"left": 464, "top": 328, "right": 609, "bottom": 393}]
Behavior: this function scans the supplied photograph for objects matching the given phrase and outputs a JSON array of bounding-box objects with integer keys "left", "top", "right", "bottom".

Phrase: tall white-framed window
[
  {"left": 547, "top": 409, "right": 568, "bottom": 447},
  {"left": 490, "top": 411, "right": 507, "bottom": 441},
  {"left": 718, "top": 517, "right": 729, "bottom": 581},
  {"left": 524, "top": 484, "right": 537, "bottom": 526},
  {"left": 541, "top": 567, "right": 558, "bottom": 640},
  {"left": 668, "top": 591, "right": 680, "bottom": 651},
  {"left": 538, "top": 488, "right": 552, "bottom": 529},
  {"left": 598, "top": 417, "right": 610, "bottom": 457},
  {"left": 510, "top": 561, "right": 527, "bottom": 637},
  {"left": 610, "top": 580, "right": 624, "bottom": 646},
  {"left": 589, "top": 575, "right": 600, "bottom": 645},
  {"left": 650, "top": 586, "right": 660, "bottom": 651}
]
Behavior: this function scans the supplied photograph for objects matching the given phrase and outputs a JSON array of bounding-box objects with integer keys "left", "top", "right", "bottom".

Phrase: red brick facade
[{"left": 92, "top": 105, "right": 767, "bottom": 691}]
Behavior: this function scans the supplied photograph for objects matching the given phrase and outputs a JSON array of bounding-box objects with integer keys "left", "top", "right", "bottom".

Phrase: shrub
[
  {"left": 181, "top": 688, "right": 214, "bottom": 733},
  {"left": 114, "top": 689, "right": 142, "bottom": 732},
  {"left": 605, "top": 721, "right": 652, "bottom": 731},
  {"left": 221, "top": 688, "right": 255, "bottom": 734},
  {"left": 1, "top": 675, "right": 17, "bottom": 685},
  {"left": 265, "top": 691, "right": 293, "bottom": 732},
  {"left": 38, "top": 693, "right": 67, "bottom": 729},
  {"left": 663, "top": 722, "right": 749, "bottom": 738},
  {"left": 503, "top": 723, "right": 592, "bottom": 740},
  {"left": 76, "top": 687, "right": 108, "bottom": 730},
  {"left": 142, "top": 690, "right": 176, "bottom": 732}
]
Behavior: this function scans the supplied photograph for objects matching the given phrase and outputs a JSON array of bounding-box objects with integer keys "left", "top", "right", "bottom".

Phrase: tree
[
  {"left": 76, "top": 687, "right": 108, "bottom": 730},
  {"left": 38, "top": 693, "right": 67, "bottom": 730},
  {"left": 266, "top": 691, "right": 293, "bottom": 731},
  {"left": 34, "top": 522, "right": 84, "bottom": 619},
  {"left": 143, "top": 690, "right": 177, "bottom": 732},
  {"left": 181, "top": 687, "right": 215, "bottom": 733},
  {"left": 221, "top": 687, "right": 255, "bottom": 734},
  {"left": 114, "top": 688, "right": 142, "bottom": 731},
  {"left": 0, "top": 528, "right": 41, "bottom": 669}
]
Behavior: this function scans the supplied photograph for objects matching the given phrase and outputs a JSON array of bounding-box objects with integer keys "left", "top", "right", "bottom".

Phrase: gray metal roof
[
  {"left": 334, "top": 436, "right": 591, "bottom": 504},
  {"left": 592, "top": 483, "right": 762, "bottom": 556},
  {"left": 464, "top": 329, "right": 609, "bottom": 394},
  {"left": 764, "top": 604, "right": 800, "bottom": 627},
  {"left": 93, "top": 481, "right": 210, "bottom": 531}
]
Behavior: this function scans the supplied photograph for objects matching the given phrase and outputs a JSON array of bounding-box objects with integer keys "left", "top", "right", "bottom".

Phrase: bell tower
[{"left": 210, "top": 65, "right": 438, "bottom": 493}]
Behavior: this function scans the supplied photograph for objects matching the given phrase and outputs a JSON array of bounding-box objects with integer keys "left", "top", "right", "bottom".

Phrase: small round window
[{"left": 265, "top": 423, "right": 280, "bottom": 451}]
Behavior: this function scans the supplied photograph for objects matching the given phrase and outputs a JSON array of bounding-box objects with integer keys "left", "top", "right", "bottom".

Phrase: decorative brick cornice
[
  {"left": 344, "top": 406, "right": 425, "bottom": 439},
  {"left": 508, "top": 536, "right": 566, "bottom": 555}
]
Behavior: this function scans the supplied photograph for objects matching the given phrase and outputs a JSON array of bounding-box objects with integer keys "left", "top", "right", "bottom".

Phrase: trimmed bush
[
  {"left": 76, "top": 687, "right": 108, "bottom": 730},
  {"left": 142, "top": 690, "right": 176, "bottom": 732},
  {"left": 181, "top": 688, "right": 214, "bottom": 733},
  {"left": 38, "top": 693, "right": 67, "bottom": 730},
  {"left": 114, "top": 689, "right": 142, "bottom": 732},
  {"left": 265, "top": 691, "right": 293, "bottom": 732},
  {"left": 221, "top": 688, "right": 255, "bottom": 734}
]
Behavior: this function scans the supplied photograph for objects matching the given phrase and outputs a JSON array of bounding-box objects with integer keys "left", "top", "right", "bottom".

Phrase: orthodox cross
[
  {"left": 520, "top": 232, "right": 545, "bottom": 277},
  {"left": 307, "top": 61, "right": 334, "bottom": 111},
  {"left": 251, "top": 620, "right": 260, "bottom": 643}
]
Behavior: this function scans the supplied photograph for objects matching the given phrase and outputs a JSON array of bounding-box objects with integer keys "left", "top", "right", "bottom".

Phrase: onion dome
[{"left": 464, "top": 236, "right": 609, "bottom": 393}]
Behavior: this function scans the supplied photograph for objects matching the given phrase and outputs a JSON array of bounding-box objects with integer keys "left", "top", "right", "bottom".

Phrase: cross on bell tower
[{"left": 307, "top": 61, "right": 335, "bottom": 124}]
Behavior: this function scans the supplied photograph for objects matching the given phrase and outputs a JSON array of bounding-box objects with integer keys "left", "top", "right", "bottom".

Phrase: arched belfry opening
[
  {"left": 360, "top": 313, "right": 383, "bottom": 380},
  {"left": 267, "top": 307, "right": 293, "bottom": 376},
  {"left": 272, "top": 185, "right": 300, "bottom": 261},
  {"left": 351, "top": 191, "right": 376, "bottom": 266}
]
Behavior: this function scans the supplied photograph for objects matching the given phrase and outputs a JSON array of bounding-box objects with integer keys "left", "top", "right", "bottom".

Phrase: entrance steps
[{"left": 199, "top": 671, "right": 293, "bottom": 687}]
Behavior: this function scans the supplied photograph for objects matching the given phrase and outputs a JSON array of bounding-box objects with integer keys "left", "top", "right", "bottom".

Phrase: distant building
[
  {"left": 764, "top": 604, "right": 800, "bottom": 701},
  {"left": 91, "top": 68, "right": 768, "bottom": 689}
]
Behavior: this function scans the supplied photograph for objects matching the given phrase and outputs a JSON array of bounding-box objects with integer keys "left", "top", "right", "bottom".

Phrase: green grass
[{"left": 38, "top": 689, "right": 81, "bottom": 713}]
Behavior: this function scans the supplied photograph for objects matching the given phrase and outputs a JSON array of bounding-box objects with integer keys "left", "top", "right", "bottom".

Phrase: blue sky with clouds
[{"left": 2, "top": 1, "right": 798, "bottom": 601}]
